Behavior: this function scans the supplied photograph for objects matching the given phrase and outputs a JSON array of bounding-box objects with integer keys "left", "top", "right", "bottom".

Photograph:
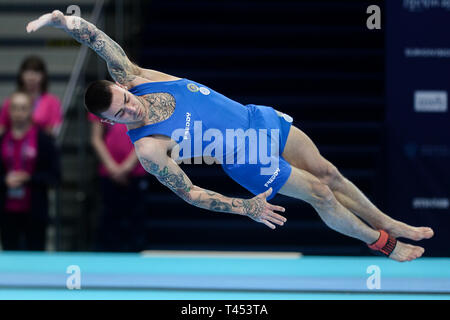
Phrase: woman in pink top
[
  {"left": 89, "top": 114, "right": 150, "bottom": 252},
  {"left": 0, "top": 92, "right": 60, "bottom": 250},
  {"left": 0, "top": 56, "right": 62, "bottom": 137},
  {"left": 89, "top": 113, "right": 146, "bottom": 181}
]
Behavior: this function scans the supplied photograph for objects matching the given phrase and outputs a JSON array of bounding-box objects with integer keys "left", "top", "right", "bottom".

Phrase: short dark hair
[
  {"left": 17, "top": 56, "right": 48, "bottom": 93},
  {"left": 84, "top": 80, "right": 114, "bottom": 117}
]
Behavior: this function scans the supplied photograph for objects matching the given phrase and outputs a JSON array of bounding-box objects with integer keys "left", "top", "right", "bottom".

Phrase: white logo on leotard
[
  {"left": 187, "top": 83, "right": 199, "bottom": 92},
  {"left": 184, "top": 112, "right": 191, "bottom": 140},
  {"left": 264, "top": 168, "right": 281, "bottom": 188},
  {"left": 199, "top": 87, "right": 210, "bottom": 95},
  {"left": 276, "top": 110, "right": 293, "bottom": 123}
]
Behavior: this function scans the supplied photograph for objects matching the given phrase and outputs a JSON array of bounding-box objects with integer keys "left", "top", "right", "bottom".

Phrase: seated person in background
[
  {"left": 0, "top": 92, "right": 60, "bottom": 251},
  {"left": 89, "top": 113, "right": 150, "bottom": 252},
  {"left": 0, "top": 56, "right": 62, "bottom": 137}
]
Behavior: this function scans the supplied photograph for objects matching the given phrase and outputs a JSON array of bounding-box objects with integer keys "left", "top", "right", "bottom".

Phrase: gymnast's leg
[
  {"left": 278, "top": 166, "right": 425, "bottom": 262},
  {"left": 281, "top": 125, "right": 434, "bottom": 241}
]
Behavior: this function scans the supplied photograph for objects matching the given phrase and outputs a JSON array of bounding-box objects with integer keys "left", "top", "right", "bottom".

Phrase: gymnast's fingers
[
  {"left": 268, "top": 212, "right": 287, "bottom": 224},
  {"left": 262, "top": 219, "right": 276, "bottom": 230},
  {"left": 269, "top": 204, "right": 286, "bottom": 213}
]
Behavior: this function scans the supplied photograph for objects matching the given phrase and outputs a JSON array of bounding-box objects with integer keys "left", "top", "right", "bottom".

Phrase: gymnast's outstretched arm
[
  {"left": 26, "top": 10, "right": 139, "bottom": 85},
  {"left": 135, "top": 142, "right": 287, "bottom": 230}
]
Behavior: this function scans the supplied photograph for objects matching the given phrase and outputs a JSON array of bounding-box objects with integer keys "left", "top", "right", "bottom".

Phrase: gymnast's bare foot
[
  {"left": 384, "top": 221, "right": 434, "bottom": 241},
  {"left": 389, "top": 241, "right": 425, "bottom": 262}
]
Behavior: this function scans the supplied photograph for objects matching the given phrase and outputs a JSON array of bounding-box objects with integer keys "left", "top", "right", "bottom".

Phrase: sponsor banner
[
  {"left": 386, "top": 1, "right": 450, "bottom": 255},
  {"left": 414, "top": 91, "right": 447, "bottom": 112}
]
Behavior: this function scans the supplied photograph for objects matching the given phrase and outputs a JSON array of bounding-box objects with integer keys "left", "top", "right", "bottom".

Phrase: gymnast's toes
[{"left": 390, "top": 241, "right": 424, "bottom": 262}]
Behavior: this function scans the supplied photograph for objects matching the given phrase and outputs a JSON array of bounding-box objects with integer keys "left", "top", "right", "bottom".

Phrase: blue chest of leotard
[
  {"left": 126, "top": 78, "right": 294, "bottom": 200},
  {"left": 127, "top": 78, "right": 252, "bottom": 161}
]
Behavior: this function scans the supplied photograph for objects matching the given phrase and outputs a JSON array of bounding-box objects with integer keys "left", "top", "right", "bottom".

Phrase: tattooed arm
[
  {"left": 26, "top": 10, "right": 139, "bottom": 85},
  {"left": 135, "top": 141, "right": 287, "bottom": 229}
]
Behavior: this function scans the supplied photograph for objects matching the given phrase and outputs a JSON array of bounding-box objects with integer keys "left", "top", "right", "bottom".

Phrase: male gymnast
[{"left": 26, "top": 10, "right": 434, "bottom": 262}]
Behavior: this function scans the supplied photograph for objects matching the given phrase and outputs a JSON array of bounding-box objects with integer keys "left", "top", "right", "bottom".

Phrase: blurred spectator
[
  {"left": 0, "top": 56, "right": 62, "bottom": 137},
  {"left": 0, "top": 92, "right": 61, "bottom": 251},
  {"left": 89, "top": 114, "right": 150, "bottom": 252}
]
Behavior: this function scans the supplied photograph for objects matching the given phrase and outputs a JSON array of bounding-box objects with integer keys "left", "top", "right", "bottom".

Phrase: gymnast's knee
[
  {"left": 309, "top": 180, "right": 336, "bottom": 209},
  {"left": 317, "top": 161, "right": 344, "bottom": 189}
]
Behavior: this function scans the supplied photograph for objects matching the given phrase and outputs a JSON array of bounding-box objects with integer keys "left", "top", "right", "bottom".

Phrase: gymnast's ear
[{"left": 115, "top": 81, "right": 129, "bottom": 90}]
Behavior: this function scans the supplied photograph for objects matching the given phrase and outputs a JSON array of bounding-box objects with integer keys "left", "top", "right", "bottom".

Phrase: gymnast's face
[{"left": 101, "top": 85, "right": 146, "bottom": 124}]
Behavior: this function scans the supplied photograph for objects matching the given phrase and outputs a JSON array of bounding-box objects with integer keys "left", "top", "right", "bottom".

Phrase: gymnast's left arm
[
  {"left": 136, "top": 147, "right": 287, "bottom": 230},
  {"left": 26, "top": 10, "right": 139, "bottom": 85}
]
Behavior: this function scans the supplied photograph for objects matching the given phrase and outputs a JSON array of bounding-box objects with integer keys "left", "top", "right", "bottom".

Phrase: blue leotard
[{"left": 127, "top": 78, "right": 292, "bottom": 200}]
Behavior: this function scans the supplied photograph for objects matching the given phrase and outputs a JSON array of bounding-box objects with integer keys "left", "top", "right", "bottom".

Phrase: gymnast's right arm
[
  {"left": 135, "top": 143, "right": 287, "bottom": 230},
  {"left": 26, "top": 10, "right": 139, "bottom": 85}
]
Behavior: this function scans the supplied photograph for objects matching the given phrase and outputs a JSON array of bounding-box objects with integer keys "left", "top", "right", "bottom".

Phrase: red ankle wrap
[{"left": 368, "top": 230, "right": 397, "bottom": 257}]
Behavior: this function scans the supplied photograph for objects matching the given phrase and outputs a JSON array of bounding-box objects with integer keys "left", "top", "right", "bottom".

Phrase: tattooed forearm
[
  {"left": 64, "top": 17, "right": 138, "bottom": 84},
  {"left": 192, "top": 189, "right": 268, "bottom": 216},
  {"left": 186, "top": 187, "right": 241, "bottom": 214},
  {"left": 138, "top": 157, "right": 192, "bottom": 200},
  {"left": 138, "top": 155, "right": 246, "bottom": 214},
  {"left": 209, "top": 199, "right": 232, "bottom": 212}
]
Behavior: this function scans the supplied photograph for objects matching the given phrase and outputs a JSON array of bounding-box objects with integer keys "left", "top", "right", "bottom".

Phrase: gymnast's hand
[
  {"left": 26, "top": 10, "right": 67, "bottom": 33},
  {"left": 241, "top": 188, "right": 287, "bottom": 229}
]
